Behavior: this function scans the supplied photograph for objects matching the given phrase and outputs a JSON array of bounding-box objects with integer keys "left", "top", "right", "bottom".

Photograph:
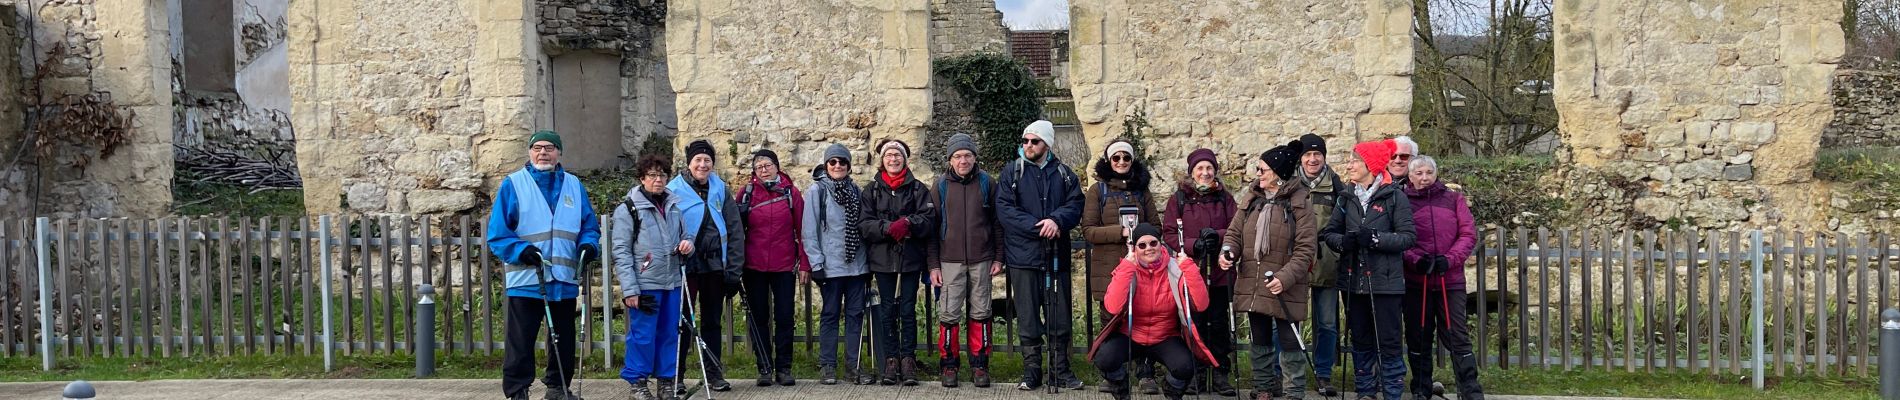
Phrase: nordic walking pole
[
  {"left": 678, "top": 262, "right": 720, "bottom": 400},
  {"left": 1045, "top": 238, "right": 1061, "bottom": 395},
  {"left": 534, "top": 256, "right": 573, "bottom": 399}
]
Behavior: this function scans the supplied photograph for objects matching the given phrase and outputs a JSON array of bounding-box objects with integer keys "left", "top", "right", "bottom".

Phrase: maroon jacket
[
  {"left": 1402, "top": 181, "right": 1475, "bottom": 291},
  {"left": 1162, "top": 181, "right": 1238, "bottom": 286},
  {"left": 739, "top": 172, "right": 811, "bottom": 273}
]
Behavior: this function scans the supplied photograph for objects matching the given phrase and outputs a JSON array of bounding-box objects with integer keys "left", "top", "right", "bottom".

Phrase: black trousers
[
  {"left": 1193, "top": 284, "right": 1236, "bottom": 374},
  {"left": 686, "top": 272, "right": 728, "bottom": 374},
  {"left": 742, "top": 270, "right": 796, "bottom": 371},
  {"left": 503, "top": 296, "right": 578, "bottom": 397},
  {"left": 1404, "top": 286, "right": 1484, "bottom": 398},
  {"left": 1090, "top": 333, "right": 1196, "bottom": 386},
  {"left": 873, "top": 271, "right": 921, "bottom": 361}
]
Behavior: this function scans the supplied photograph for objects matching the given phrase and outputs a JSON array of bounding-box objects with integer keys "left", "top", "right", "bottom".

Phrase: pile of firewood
[{"left": 176, "top": 145, "right": 302, "bottom": 192}]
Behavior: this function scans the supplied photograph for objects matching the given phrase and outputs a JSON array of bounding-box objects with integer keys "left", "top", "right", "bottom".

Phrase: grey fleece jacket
[{"left": 612, "top": 187, "right": 686, "bottom": 296}]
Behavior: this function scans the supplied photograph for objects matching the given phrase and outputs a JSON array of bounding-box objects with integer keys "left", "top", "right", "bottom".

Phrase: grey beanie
[
  {"left": 946, "top": 133, "right": 977, "bottom": 159},
  {"left": 824, "top": 143, "right": 852, "bottom": 165}
]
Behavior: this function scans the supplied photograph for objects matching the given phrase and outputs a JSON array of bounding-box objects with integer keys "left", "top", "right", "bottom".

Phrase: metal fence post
[
  {"left": 320, "top": 216, "right": 335, "bottom": 372},
  {"left": 1751, "top": 230, "right": 1765, "bottom": 390},
  {"left": 1881, "top": 308, "right": 1898, "bottom": 400},
  {"left": 37, "top": 217, "right": 53, "bottom": 371},
  {"left": 416, "top": 283, "right": 436, "bottom": 377}
]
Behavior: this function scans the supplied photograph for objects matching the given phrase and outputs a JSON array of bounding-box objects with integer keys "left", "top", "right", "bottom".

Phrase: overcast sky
[{"left": 995, "top": 0, "right": 1070, "bottom": 30}]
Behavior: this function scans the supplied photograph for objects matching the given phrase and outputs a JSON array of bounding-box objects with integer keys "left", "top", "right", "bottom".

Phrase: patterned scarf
[{"left": 830, "top": 177, "right": 865, "bottom": 263}]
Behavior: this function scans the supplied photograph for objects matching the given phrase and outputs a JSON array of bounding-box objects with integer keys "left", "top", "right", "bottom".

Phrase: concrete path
[{"left": 0, "top": 379, "right": 1679, "bottom": 399}]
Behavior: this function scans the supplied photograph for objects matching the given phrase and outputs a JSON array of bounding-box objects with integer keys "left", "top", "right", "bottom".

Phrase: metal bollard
[
  {"left": 1882, "top": 308, "right": 1898, "bottom": 400},
  {"left": 416, "top": 284, "right": 437, "bottom": 378},
  {"left": 61, "top": 380, "right": 94, "bottom": 400}
]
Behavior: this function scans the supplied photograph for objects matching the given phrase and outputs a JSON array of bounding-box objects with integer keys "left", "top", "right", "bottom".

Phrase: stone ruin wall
[
  {"left": 0, "top": 0, "right": 175, "bottom": 219},
  {"left": 1068, "top": 0, "right": 1414, "bottom": 191},
  {"left": 290, "top": 0, "right": 546, "bottom": 215},
  {"left": 1552, "top": 0, "right": 1842, "bottom": 230},
  {"left": 666, "top": 0, "right": 932, "bottom": 183}
]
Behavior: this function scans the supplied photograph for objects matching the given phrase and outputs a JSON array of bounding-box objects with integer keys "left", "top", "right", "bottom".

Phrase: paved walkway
[{"left": 0, "top": 379, "right": 1677, "bottom": 399}]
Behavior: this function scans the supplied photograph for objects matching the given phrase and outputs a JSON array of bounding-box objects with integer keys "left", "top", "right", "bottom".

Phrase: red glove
[{"left": 889, "top": 218, "right": 911, "bottom": 240}]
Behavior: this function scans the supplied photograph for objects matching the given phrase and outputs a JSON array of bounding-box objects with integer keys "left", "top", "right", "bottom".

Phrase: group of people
[{"left": 484, "top": 122, "right": 1486, "bottom": 400}]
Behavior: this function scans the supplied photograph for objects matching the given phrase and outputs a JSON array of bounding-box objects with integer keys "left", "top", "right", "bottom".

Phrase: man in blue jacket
[
  {"left": 487, "top": 130, "right": 602, "bottom": 400},
  {"left": 997, "top": 120, "right": 1087, "bottom": 391}
]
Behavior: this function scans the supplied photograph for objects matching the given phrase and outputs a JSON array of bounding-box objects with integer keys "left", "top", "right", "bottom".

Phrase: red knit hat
[{"left": 1353, "top": 139, "right": 1397, "bottom": 183}]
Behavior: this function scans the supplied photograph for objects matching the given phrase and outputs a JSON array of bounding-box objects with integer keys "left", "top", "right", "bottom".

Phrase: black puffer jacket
[
  {"left": 1319, "top": 181, "right": 1416, "bottom": 295},
  {"left": 860, "top": 171, "right": 939, "bottom": 274},
  {"left": 996, "top": 156, "right": 1086, "bottom": 269}
]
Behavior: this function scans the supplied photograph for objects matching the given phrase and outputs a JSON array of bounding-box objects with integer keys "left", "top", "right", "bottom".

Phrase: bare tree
[
  {"left": 1412, "top": 0, "right": 1557, "bottom": 156},
  {"left": 1848, "top": 0, "right": 1900, "bottom": 65}
]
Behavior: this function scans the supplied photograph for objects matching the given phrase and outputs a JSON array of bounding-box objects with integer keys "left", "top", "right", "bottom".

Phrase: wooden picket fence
[{"left": 0, "top": 216, "right": 1891, "bottom": 380}]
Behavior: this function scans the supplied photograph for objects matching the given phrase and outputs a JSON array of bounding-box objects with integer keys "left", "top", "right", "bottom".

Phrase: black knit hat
[
  {"left": 1261, "top": 140, "right": 1303, "bottom": 181},
  {"left": 1132, "top": 223, "right": 1163, "bottom": 244},
  {"left": 1299, "top": 133, "right": 1327, "bottom": 155},
  {"left": 686, "top": 140, "right": 716, "bottom": 162},
  {"left": 751, "top": 148, "right": 780, "bottom": 167}
]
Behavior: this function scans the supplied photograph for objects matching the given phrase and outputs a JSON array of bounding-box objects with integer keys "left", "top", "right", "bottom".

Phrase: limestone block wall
[
  {"left": 538, "top": 0, "right": 674, "bottom": 169},
  {"left": 668, "top": 0, "right": 932, "bottom": 182},
  {"left": 1553, "top": 0, "right": 1842, "bottom": 229},
  {"left": 930, "top": 0, "right": 1008, "bottom": 57},
  {"left": 291, "top": 0, "right": 547, "bottom": 214},
  {"left": 1821, "top": 68, "right": 1900, "bottom": 147},
  {"left": 7, "top": 0, "right": 177, "bottom": 218},
  {"left": 1068, "top": 0, "right": 1413, "bottom": 188}
]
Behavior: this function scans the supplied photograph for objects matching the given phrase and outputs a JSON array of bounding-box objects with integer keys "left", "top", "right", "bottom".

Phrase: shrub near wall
[{"left": 1437, "top": 155, "right": 1565, "bottom": 228}]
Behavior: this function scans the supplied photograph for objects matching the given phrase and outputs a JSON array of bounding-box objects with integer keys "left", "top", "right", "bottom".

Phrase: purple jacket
[{"left": 1402, "top": 181, "right": 1476, "bottom": 291}]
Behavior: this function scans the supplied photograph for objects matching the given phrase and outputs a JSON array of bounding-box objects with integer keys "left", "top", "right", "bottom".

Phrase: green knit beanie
[{"left": 528, "top": 130, "right": 562, "bottom": 150}]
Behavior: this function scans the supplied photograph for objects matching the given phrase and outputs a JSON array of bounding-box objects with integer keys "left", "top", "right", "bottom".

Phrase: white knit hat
[{"left": 1024, "top": 120, "right": 1056, "bottom": 150}]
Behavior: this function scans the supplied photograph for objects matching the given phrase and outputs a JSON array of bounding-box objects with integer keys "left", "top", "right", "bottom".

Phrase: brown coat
[
  {"left": 1221, "top": 182, "right": 1318, "bottom": 321},
  {"left": 1081, "top": 178, "right": 1158, "bottom": 306}
]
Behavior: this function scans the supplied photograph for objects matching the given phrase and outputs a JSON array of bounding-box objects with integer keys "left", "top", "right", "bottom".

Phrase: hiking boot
[
  {"left": 1162, "top": 379, "right": 1186, "bottom": 400},
  {"left": 628, "top": 379, "right": 655, "bottom": 400},
  {"left": 1211, "top": 369, "right": 1238, "bottom": 396},
  {"left": 509, "top": 390, "right": 532, "bottom": 400},
  {"left": 819, "top": 365, "right": 839, "bottom": 385},
  {"left": 971, "top": 367, "right": 991, "bottom": 388},
  {"left": 1139, "top": 378, "right": 1160, "bottom": 395},
  {"left": 852, "top": 364, "right": 877, "bottom": 385},
  {"left": 543, "top": 386, "right": 582, "bottom": 400},
  {"left": 757, "top": 368, "right": 775, "bottom": 387},
  {"left": 940, "top": 367, "right": 958, "bottom": 388},
  {"left": 1106, "top": 378, "right": 1132, "bottom": 400},
  {"left": 900, "top": 357, "right": 920, "bottom": 386},
  {"left": 776, "top": 368, "right": 797, "bottom": 386},
  {"left": 1051, "top": 375, "right": 1084, "bottom": 391},
  {"left": 655, "top": 380, "right": 678, "bottom": 400},
  {"left": 880, "top": 358, "right": 900, "bottom": 386},
  {"left": 1316, "top": 379, "right": 1338, "bottom": 398},
  {"left": 707, "top": 376, "right": 731, "bottom": 392}
]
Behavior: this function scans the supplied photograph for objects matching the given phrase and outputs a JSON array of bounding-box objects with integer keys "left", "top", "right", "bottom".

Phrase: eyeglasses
[
  {"left": 1110, "top": 154, "right": 1132, "bottom": 163},
  {"left": 642, "top": 173, "right": 668, "bottom": 180},
  {"left": 826, "top": 159, "right": 848, "bottom": 166},
  {"left": 1023, "top": 138, "right": 1044, "bottom": 146},
  {"left": 755, "top": 163, "right": 778, "bottom": 170},
  {"left": 530, "top": 144, "right": 559, "bottom": 152},
  {"left": 1134, "top": 241, "right": 1162, "bottom": 250}
]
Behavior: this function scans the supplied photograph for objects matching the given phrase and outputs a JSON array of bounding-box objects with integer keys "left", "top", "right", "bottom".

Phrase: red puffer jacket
[
  {"left": 739, "top": 172, "right": 810, "bottom": 273},
  {"left": 1087, "top": 252, "right": 1218, "bottom": 366}
]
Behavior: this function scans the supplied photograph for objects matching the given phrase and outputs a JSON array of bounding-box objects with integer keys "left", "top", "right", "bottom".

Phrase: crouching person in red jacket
[{"left": 1089, "top": 224, "right": 1217, "bottom": 400}]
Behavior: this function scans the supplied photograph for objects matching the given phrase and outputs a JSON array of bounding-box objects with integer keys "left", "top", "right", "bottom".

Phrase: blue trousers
[
  {"left": 621, "top": 288, "right": 683, "bottom": 382},
  {"left": 1310, "top": 285, "right": 1341, "bottom": 380},
  {"left": 1347, "top": 293, "right": 1406, "bottom": 400}
]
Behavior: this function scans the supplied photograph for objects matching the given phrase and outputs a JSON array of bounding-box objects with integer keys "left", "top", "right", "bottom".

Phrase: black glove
[
  {"left": 1194, "top": 228, "right": 1222, "bottom": 259},
  {"left": 1356, "top": 229, "right": 1377, "bottom": 248},
  {"left": 578, "top": 244, "right": 600, "bottom": 267},
  {"left": 518, "top": 245, "right": 543, "bottom": 266},
  {"left": 1338, "top": 230, "right": 1361, "bottom": 252},
  {"left": 637, "top": 294, "right": 657, "bottom": 314},
  {"left": 1427, "top": 255, "right": 1452, "bottom": 275}
]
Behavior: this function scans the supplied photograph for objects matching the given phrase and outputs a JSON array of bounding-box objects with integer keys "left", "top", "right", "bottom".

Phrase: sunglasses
[
  {"left": 1110, "top": 154, "right": 1132, "bottom": 163},
  {"left": 826, "top": 159, "right": 849, "bottom": 166},
  {"left": 1134, "top": 241, "right": 1163, "bottom": 250},
  {"left": 1393, "top": 153, "right": 1414, "bottom": 161},
  {"left": 1023, "top": 138, "right": 1044, "bottom": 146}
]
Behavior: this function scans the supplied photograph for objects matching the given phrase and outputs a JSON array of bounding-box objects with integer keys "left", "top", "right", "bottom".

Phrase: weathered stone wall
[
  {"left": 930, "top": 0, "right": 1007, "bottom": 57},
  {"left": 538, "top": 0, "right": 673, "bottom": 169},
  {"left": 175, "top": 0, "right": 294, "bottom": 163},
  {"left": 1821, "top": 68, "right": 1900, "bottom": 147},
  {"left": 9, "top": 0, "right": 177, "bottom": 218},
  {"left": 668, "top": 0, "right": 932, "bottom": 181},
  {"left": 1068, "top": 0, "right": 1413, "bottom": 188},
  {"left": 291, "top": 0, "right": 547, "bottom": 214},
  {"left": 1553, "top": 0, "right": 1842, "bottom": 230}
]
